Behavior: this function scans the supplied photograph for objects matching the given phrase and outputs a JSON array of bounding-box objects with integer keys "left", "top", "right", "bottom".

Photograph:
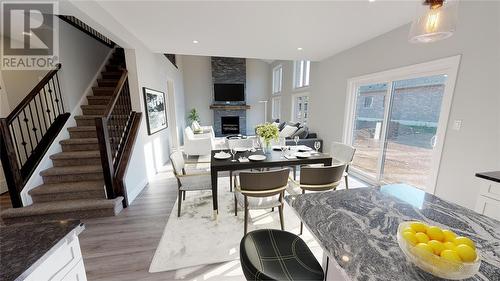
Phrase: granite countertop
[
  {"left": 476, "top": 171, "right": 500, "bottom": 183},
  {"left": 286, "top": 184, "right": 500, "bottom": 281},
  {"left": 0, "top": 220, "right": 84, "bottom": 281}
]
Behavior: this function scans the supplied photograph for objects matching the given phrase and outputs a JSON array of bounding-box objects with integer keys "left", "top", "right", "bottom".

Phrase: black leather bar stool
[{"left": 240, "top": 229, "right": 324, "bottom": 281}]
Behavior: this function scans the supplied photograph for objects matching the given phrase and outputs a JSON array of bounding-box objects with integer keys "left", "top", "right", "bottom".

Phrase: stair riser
[
  {"left": 52, "top": 157, "right": 101, "bottom": 167},
  {"left": 82, "top": 107, "right": 106, "bottom": 115},
  {"left": 102, "top": 73, "right": 122, "bottom": 79},
  {"left": 61, "top": 143, "right": 99, "bottom": 152},
  {"left": 43, "top": 172, "right": 103, "bottom": 184},
  {"left": 97, "top": 80, "right": 118, "bottom": 87},
  {"left": 93, "top": 89, "right": 115, "bottom": 96},
  {"left": 76, "top": 119, "right": 97, "bottom": 127},
  {"left": 87, "top": 97, "right": 111, "bottom": 105},
  {"left": 2, "top": 205, "right": 122, "bottom": 225},
  {"left": 69, "top": 130, "right": 97, "bottom": 139},
  {"left": 31, "top": 189, "right": 106, "bottom": 203}
]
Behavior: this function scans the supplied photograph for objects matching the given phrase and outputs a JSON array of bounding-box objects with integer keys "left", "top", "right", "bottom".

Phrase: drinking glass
[
  {"left": 314, "top": 141, "right": 321, "bottom": 152},
  {"left": 294, "top": 136, "right": 299, "bottom": 148},
  {"left": 230, "top": 147, "right": 237, "bottom": 162},
  {"left": 252, "top": 138, "right": 260, "bottom": 151},
  {"left": 279, "top": 137, "right": 287, "bottom": 158}
]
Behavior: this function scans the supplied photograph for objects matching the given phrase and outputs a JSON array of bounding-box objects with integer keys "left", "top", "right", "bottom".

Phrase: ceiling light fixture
[
  {"left": 192, "top": 40, "right": 199, "bottom": 44},
  {"left": 297, "top": 47, "right": 303, "bottom": 51},
  {"left": 369, "top": 0, "right": 376, "bottom": 2},
  {"left": 409, "top": 0, "right": 458, "bottom": 43},
  {"left": 22, "top": 31, "right": 32, "bottom": 36}
]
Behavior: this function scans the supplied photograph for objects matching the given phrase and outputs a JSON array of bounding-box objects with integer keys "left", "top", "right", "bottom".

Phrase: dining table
[
  {"left": 210, "top": 147, "right": 333, "bottom": 218},
  {"left": 285, "top": 184, "right": 500, "bottom": 281}
]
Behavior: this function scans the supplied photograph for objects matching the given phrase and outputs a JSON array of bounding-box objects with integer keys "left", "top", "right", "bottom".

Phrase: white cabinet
[
  {"left": 475, "top": 178, "right": 500, "bottom": 221},
  {"left": 22, "top": 232, "right": 87, "bottom": 281}
]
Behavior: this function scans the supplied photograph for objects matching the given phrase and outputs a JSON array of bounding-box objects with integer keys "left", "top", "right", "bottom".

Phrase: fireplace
[{"left": 221, "top": 116, "right": 240, "bottom": 135}]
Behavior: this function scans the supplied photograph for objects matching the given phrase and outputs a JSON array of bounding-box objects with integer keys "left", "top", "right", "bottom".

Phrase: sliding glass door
[{"left": 345, "top": 57, "right": 460, "bottom": 192}]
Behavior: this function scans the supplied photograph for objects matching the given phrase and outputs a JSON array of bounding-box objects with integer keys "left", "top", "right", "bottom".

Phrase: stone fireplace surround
[{"left": 211, "top": 57, "right": 249, "bottom": 137}]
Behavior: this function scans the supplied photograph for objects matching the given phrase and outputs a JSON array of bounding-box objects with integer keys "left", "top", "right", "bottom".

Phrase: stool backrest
[
  {"left": 300, "top": 164, "right": 346, "bottom": 191},
  {"left": 239, "top": 168, "right": 290, "bottom": 197},
  {"left": 330, "top": 141, "right": 356, "bottom": 165},
  {"left": 169, "top": 151, "right": 185, "bottom": 176}
]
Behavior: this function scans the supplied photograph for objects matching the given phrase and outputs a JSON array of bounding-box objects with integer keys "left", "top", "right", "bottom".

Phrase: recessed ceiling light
[
  {"left": 369, "top": 0, "right": 376, "bottom": 2},
  {"left": 297, "top": 47, "right": 303, "bottom": 51},
  {"left": 192, "top": 40, "right": 199, "bottom": 44}
]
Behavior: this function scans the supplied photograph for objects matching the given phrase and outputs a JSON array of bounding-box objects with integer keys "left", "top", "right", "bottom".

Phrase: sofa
[
  {"left": 183, "top": 126, "right": 215, "bottom": 156},
  {"left": 273, "top": 120, "right": 324, "bottom": 152}
]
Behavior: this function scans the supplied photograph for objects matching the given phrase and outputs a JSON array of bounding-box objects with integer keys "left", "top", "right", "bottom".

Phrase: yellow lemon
[
  {"left": 443, "top": 241, "right": 458, "bottom": 251},
  {"left": 440, "top": 249, "right": 462, "bottom": 263},
  {"left": 410, "top": 221, "right": 428, "bottom": 233},
  {"left": 402, "top": 231, "right": 418, "bottom": 246},
  {"left": 456, "top": 244, "right": 477, "bottom": 262},
  {"left": 428, "top": 240, "right": 445, "bottom": 255},
  {"left": 402, "top": 226, "right": 416, "bottom": 234},
  {"left": 415, "top": 243, "right": 434, "bottom": 260},
  {"left": 427, "top": 226, "right": 445, "bottom": 241},
  {"left": 415, "top": 232, "right": 430, "bottom": 243},
  {"left": 454, "top": 236, "right": 475, "bottom": 249},
  {"left": 442, "top": 229, "right": 457, "bottom": 242}
]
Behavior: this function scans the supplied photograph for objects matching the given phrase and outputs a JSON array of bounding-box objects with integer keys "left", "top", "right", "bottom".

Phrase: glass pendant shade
[{"left": 409, "top": 1, "right": 458, "bottom": 43}]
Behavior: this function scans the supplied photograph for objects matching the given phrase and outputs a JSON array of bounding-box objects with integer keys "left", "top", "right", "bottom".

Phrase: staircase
[{"left": 1, "top": 49, "right": 127, "bottom": 224}]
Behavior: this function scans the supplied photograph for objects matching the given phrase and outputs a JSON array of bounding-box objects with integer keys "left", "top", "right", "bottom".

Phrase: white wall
[
  {"left": 124, "top": 49, "right": 186, "bottom": 203},
  {"left": 307, "top": 1, "right": 500, "bottom": 209},
  {"left": 182, "top": 55, "right": 271, "bottom": 130},
  {"left": 1, "top": 18, "right": 111, "bottom": 114}
]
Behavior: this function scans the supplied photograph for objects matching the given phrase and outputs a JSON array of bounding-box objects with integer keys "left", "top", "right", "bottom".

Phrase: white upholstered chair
[
  {"left": 183, "top": 126, "right": 215, "bottom": 157},
  {"left": 170, "top": 151, "right": 212, "bottom": 217},
  {"left": 330, "top": 142, "right": 356, "bottom": 189}
]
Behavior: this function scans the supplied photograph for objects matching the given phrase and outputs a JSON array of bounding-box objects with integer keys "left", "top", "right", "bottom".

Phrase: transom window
[
  {"left": 291, "top": 93, "right": 309, "bottom": 125},
  {"left": 272, "top": 65, "right": 283, "bottom": 94},
  {"left": 293, "top": 60, "right": 310, "bottom": 89},
  {"left": 271, "top": 96, "right": 281, "bottom": 120}
]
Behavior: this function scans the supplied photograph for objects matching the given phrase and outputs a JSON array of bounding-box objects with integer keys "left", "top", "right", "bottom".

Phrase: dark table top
[
  {"left": 0, "top": 220, "right": 84, "bottom": 281},
  {"left": 210, "top": 149, "right": 335, "bottom": 171},
  {"left": 476, "top": 171, "right": 500, "bottom": 183},
  {"left": 286, "top": 184, "right": 500, "bottom": 281}
]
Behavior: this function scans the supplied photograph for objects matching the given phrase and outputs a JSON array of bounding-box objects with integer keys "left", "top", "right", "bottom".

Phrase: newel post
[
  {"left": 95, "top": 117, "right": 116, "bottom": 199},
  {"left": 0, "top": 118, "right": 24, "bottom": 207}
]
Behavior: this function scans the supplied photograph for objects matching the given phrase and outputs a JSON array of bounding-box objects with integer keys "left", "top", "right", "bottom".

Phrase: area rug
[{"left": 149, "top": 176, "right": 321, "bottom": 273}]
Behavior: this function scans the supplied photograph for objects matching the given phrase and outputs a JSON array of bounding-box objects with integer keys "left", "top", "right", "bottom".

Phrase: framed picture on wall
[{"left": 143, "top": 87, "right": 168, "bottom": 135}]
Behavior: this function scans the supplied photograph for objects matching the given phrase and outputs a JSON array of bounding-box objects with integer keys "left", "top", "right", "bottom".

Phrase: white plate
[
  {"left": 234, "top": 147, "right": 249, "bottom": 152},
  {"left": 298, "top": 146, "right": 313, "bottom": 152},
  {"left": 214, "top": 153, "right": 231, "bottom": 160},
  {"left": 248, "top": 155, "right": 266, "bottom": 161},
  {"left": 295, "top": 152, "right": 311, "bottom": 158}
]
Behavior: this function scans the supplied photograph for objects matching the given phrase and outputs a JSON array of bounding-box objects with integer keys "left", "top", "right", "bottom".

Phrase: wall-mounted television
[{"left": 214, "top": 83, "right": 244, "bottom": 102}]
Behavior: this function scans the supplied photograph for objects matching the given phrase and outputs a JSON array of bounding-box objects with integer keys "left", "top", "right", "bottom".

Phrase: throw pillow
[
  {"left": 191, "top": 121, "right": 202, "bottom": 133},
  {"left": 291, "top": 126, "right": 309, "bottom": 139},
  {"left": 278, "top": 122, "right": 287, "bottom": 131},
  {"left": 279, "top": 125, "right": 299, "bottom": 138}
]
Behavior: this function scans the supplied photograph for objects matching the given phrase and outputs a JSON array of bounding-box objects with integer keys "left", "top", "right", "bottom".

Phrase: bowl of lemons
[{"left": 397, "top": 221, "right": 480, "bottom": 280}]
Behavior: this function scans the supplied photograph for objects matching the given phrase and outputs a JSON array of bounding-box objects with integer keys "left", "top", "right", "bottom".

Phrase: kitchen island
[
  {"left": 0, "top": 220, "right": 86, "bottom": 281},
  {"left": 286, "top": 184, "right": 500, "bottom": 280}
]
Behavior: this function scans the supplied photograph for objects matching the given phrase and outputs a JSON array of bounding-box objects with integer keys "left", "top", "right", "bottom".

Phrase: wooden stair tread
[
  {"left": 81, "top": 105, "right": 107, "bottom": 109},
  {"left": 40, "top": 165, "right": 102, "bottom": 176},
  {"left": 50, "top": 150, "right": 100, "bottom": 159},
  {"left": 60, "top": 138, "right": 98, "bottom": 144},
  {"left": 1, "top": 197, "right": 123, "bottom": 218},
  {"left": 68, "top": 126, "right": 97, "bottom": 132},
  {"left": 29, "top": 181, "right": 104, "bottom": 195}
]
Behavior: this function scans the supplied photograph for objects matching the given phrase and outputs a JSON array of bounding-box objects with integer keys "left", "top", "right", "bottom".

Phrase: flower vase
[{"left": 262, "top": 140, "right": 272, "bottom": 155}]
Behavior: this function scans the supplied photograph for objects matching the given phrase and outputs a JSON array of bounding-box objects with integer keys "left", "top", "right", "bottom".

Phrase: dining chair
[
  {"left": 330, "top": 141, "right": 356, "bottom": 189},
  {"left": 170, "top": 151, "right": 212, "bottom": 217},
  {"left": 227, "top": 138, "right": 255, "bottom": 192},
  {"left": 288, "top": 164, "right": 346, "bottom": 234},
  {"left": 234, "top": 168, "right": 290, "bottom": 235}
]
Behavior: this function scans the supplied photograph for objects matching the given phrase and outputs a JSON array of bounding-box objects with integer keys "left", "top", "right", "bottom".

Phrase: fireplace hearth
[{"left": 221, "top": 116, "right": 240, "bottom": 135}]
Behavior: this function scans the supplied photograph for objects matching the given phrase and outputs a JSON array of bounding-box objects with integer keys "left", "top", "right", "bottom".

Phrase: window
[
  {"left": 293, "top": 60, "right": 310, "bottom": 89},
  {"left": 343, "top": 56, "right": 460, "bottom": 193},
  {"left": 291, "top": 93, "right": 310, "bottom": 125},
  {"left": 271, "top": 96, "right": 281, "bottom": 120},
  {"left": 272, "top": 65, "right": 282, "bottom": 94},
  {"left": 363, "top": 96, "right": 373, "bottom": 108}
]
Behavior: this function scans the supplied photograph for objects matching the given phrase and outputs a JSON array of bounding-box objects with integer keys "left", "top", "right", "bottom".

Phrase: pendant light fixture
[{"left": 409, "top": 0, "right": 458, "bottom": 43}]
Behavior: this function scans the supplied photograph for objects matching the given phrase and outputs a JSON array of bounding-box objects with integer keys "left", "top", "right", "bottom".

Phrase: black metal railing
[
  {"left": 58, "top": 15, "right": 115, "bottom": 48},
  {"left": 0, "top": 64, "right": 69, "bottom": 207},
  {"left": 95, "top": 69, "right": 135, "bottom": 200}
]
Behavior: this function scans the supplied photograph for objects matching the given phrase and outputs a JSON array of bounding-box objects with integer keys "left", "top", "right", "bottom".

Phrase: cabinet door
[
  {"left": 62, "top": 260, "right": 87, "bottom": 281},
  {"left": 475, "top": 196, "right": 500, "bottom": 221}
]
